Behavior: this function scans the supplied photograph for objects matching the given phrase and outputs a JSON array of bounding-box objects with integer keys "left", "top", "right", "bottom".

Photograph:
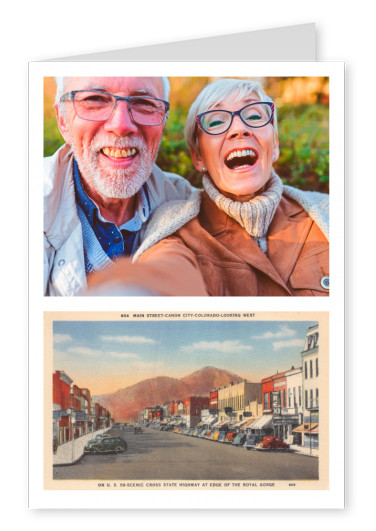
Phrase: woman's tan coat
[{"left": 88, "top": 190, "right": 329, "bottom": 296}]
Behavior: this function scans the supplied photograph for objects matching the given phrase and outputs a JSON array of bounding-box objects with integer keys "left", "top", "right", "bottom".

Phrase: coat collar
[{"left": 199, "top": 192, "right": 313, "bottom": 292}]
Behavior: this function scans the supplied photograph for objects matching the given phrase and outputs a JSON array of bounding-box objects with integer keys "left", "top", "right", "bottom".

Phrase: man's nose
[
  {"left": 103, "top": 100, "right": 138, "bottom": 136},
  {"left": 226, "top": 115, "right": 252, "bottom": 139}
]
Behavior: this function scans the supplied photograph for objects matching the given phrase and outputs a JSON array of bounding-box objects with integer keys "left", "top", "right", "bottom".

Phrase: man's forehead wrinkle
[
  {"left": 131, "top": 88, "right": 158, "bottom": 97},
  {"left": 73, "top": 85, "right": 159, "bottom": 98},
  {"left": 84, "top": 83, "right": 107, "bottom": 91}
]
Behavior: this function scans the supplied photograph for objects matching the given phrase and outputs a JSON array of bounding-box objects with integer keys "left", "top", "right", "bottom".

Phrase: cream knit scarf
[{"left": 202, "top": 170, "right": 283, "bottom": 253}]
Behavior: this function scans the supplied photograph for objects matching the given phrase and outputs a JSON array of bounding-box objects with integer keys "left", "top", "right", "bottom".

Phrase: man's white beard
[{"left": 69, "top": 133, "right": 159, "bottom": 199}]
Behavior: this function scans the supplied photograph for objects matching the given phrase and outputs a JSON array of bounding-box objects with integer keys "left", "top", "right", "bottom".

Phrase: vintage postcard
[{"left": 42, "top": 311, "right": 333, "bottom": 505}]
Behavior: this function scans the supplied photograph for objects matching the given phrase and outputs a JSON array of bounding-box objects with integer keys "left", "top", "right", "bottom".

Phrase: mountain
[
  {"left": 94, "top": 366, "right": 247, "bottom": 421},
  {"left": 180, "top": 366, "right": 243, "bottom": 395}
]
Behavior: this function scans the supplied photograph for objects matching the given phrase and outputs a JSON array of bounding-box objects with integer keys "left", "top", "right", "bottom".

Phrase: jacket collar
[
  {"left": 199, "top": 192, "right": 313, "bottom": 292},
  {"left": 44, "top": 144, "right": 185, "bottom": 252}
]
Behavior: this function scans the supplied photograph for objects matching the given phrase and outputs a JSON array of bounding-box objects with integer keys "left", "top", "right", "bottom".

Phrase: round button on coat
[{"left": 320, "top": 276, "right": 329, "bottom": 289}]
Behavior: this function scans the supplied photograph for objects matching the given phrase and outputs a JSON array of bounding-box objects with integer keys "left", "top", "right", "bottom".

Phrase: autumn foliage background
[{"left": 44, "top": 76, "right": 329, "bottom": 193}]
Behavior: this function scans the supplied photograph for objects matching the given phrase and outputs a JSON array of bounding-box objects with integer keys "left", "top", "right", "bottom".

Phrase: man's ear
[
  {"left": 190, "top": 147, "right": 205, "bottom": 172},
  {"left": 55, "top": 103, "right": 71, "bottom": 145}
]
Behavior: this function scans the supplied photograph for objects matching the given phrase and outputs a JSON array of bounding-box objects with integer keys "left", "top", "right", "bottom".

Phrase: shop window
[
  {"left": 313, "top": 332, "right": 319, "bottom": 347},
  {"left": 308, "top": 335, "right": 313, "bottom": 349}
]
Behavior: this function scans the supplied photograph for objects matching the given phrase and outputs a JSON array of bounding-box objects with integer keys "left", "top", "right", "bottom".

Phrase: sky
[{"left": 53, "top": 320, "right": 317, "bottom": 395}]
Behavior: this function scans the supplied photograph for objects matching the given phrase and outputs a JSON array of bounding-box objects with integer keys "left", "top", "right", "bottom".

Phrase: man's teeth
[
  {"left": 226, "top": 149, "right": 256, "bottom": 161},
  {"left": 102, "top": 147, "right": 137, "bottom": 158}
]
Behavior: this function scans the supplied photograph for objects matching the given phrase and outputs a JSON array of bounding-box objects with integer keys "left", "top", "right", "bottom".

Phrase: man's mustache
[{"left": 89, "top": 135, "right": 147, "bottom": 153}]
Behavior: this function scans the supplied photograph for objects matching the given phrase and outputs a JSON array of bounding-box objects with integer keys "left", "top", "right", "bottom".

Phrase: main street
[{"left": 53, "top": 427, "right": 318, "bottom": 481}]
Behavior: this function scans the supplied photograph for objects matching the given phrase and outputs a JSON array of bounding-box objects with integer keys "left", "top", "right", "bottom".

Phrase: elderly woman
[{"left": 88, "top": 79, "right": 329, "bottom": 296}]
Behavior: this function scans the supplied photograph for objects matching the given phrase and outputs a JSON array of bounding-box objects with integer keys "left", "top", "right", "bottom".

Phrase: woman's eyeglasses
[
  {"left": 196, "top": 102, "right": 274, "bottom": 135},
  {"left": 60, "top": 90, "right": 170, "bottom": 126}
]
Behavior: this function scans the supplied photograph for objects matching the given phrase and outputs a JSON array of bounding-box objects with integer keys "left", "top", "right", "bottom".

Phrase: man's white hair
[
  {"left": 54, "top": 76, "right": 170, "bottom": 104},
  {"left": 185, "top": 78, "right": 278, "bottom": 155}
]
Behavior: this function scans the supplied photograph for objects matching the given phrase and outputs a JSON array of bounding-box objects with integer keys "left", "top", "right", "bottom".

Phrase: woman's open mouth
[{"left": 224, "top": 148, "right": 258, "bottom": 170}]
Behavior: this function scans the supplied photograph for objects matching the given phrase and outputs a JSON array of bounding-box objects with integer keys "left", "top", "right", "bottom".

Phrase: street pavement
[{"left": 53, "top": 426, "right": 319, "bottom": 481}]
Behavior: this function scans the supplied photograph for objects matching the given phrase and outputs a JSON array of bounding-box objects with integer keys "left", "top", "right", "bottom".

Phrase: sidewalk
[
  {"left": 290, "top": 444, "right": 319, "bottom": 457},
  {"left": 53, "top": 428, "right": 107, "bottom": 466}
]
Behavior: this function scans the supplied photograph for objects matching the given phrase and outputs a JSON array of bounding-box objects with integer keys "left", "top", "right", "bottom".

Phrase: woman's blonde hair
[{"left": 185, "top": 78, "right": 278, "bottom": 155}]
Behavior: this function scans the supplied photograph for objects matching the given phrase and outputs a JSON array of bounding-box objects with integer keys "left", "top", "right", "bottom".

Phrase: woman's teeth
[
  {"left": 226, "top": 149, "right": 257, "bottom": 161},
  {"left": 102, "top": 147, "right": 137, "bottom": 158},
  {"left": 225, "top": 148, "right": 258, "bottom": 169}
]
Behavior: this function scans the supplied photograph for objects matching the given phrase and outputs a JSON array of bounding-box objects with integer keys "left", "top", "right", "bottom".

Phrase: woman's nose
[
  {"left": 103, "top": 100, "right": 138, "bottom": 136},
  {"left": 226, "top": 115, "right": 252, "bottom": 139}
]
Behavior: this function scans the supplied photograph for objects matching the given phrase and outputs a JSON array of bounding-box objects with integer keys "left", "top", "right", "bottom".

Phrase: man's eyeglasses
[
  {"left": 60, "top": 90, "right": 170, "bottom": 126},
  {"left": 196, "top": 102, "right": 275, "bottom": 135}
]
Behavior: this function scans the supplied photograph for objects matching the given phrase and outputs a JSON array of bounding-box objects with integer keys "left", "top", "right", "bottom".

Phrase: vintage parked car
[
  {"left": 243, "top": 434, "right": 264, "bottom": 450},
  {"left": 212, "top": 430, "right": 221, "bottom": 441},
  {"left": 224, "top": 432, "right": 237, "bottom": 443},
  {"left": 134, "top": 426, "right": 142, "bottom": 433},
  {"left": 255, "top": 436, "right": 290, "bottom": 450},
  {"left": 94, "top": 433, "right": 112, "bottom": 441},
  {"left": 218, "top": 431, "right": 228, "bottom": 442},
  {"left": 198, "top": 429, "right": 208, "bottom": 438},
  {"left": 84, "top": 436, "right": 128, "bottom": 454},
  {"left": 232, "top": 433, "right": 246, "bottom": 446}
]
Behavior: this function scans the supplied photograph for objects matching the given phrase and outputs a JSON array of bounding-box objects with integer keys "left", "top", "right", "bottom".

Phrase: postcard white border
[{"left": 29, "top": 61, "right": 344, "bottom": 509}]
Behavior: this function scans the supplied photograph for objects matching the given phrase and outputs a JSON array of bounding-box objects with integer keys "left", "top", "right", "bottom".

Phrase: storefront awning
[
  {"left": 293, "top": 423, "right": 319, "bottom": 434},
  {"left": 201, "top": 415, "right": 216, "bottom": 426},
  {"left": 249, "top": 414, "right": 273, "bottom": 430},
  {"left": 233, "top": 419, "right": 251, "bottom": 428},
  {"left": 241, "top": 419, "right": 255, "bottom": 429},
  {"left": 216, "top": 421, "right": 229, "bottom": 428}
]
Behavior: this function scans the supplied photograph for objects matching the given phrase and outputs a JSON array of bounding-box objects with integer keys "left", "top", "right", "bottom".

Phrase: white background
[{"left": 2, "top": 0, "right": 372, "bottom": 525}]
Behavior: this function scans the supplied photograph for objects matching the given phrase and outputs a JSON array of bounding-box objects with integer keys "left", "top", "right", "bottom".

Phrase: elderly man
[{"left": 44, "top": 76, "right": 197, "bottom": 295}]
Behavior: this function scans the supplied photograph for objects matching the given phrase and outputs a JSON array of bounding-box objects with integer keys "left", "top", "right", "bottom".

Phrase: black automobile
[{"left": 84, "top": 436, "right": 128, "bottom": 454}]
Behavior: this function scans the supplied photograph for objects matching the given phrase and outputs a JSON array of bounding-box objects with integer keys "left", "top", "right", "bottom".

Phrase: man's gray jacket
[{"left": 44, "top": 144, "right": 197, "bottom": 296}]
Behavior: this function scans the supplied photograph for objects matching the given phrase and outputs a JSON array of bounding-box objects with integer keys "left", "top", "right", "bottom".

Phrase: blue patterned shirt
[{"left": 73, "top": 160, "right": 150, "bottom": 260}]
